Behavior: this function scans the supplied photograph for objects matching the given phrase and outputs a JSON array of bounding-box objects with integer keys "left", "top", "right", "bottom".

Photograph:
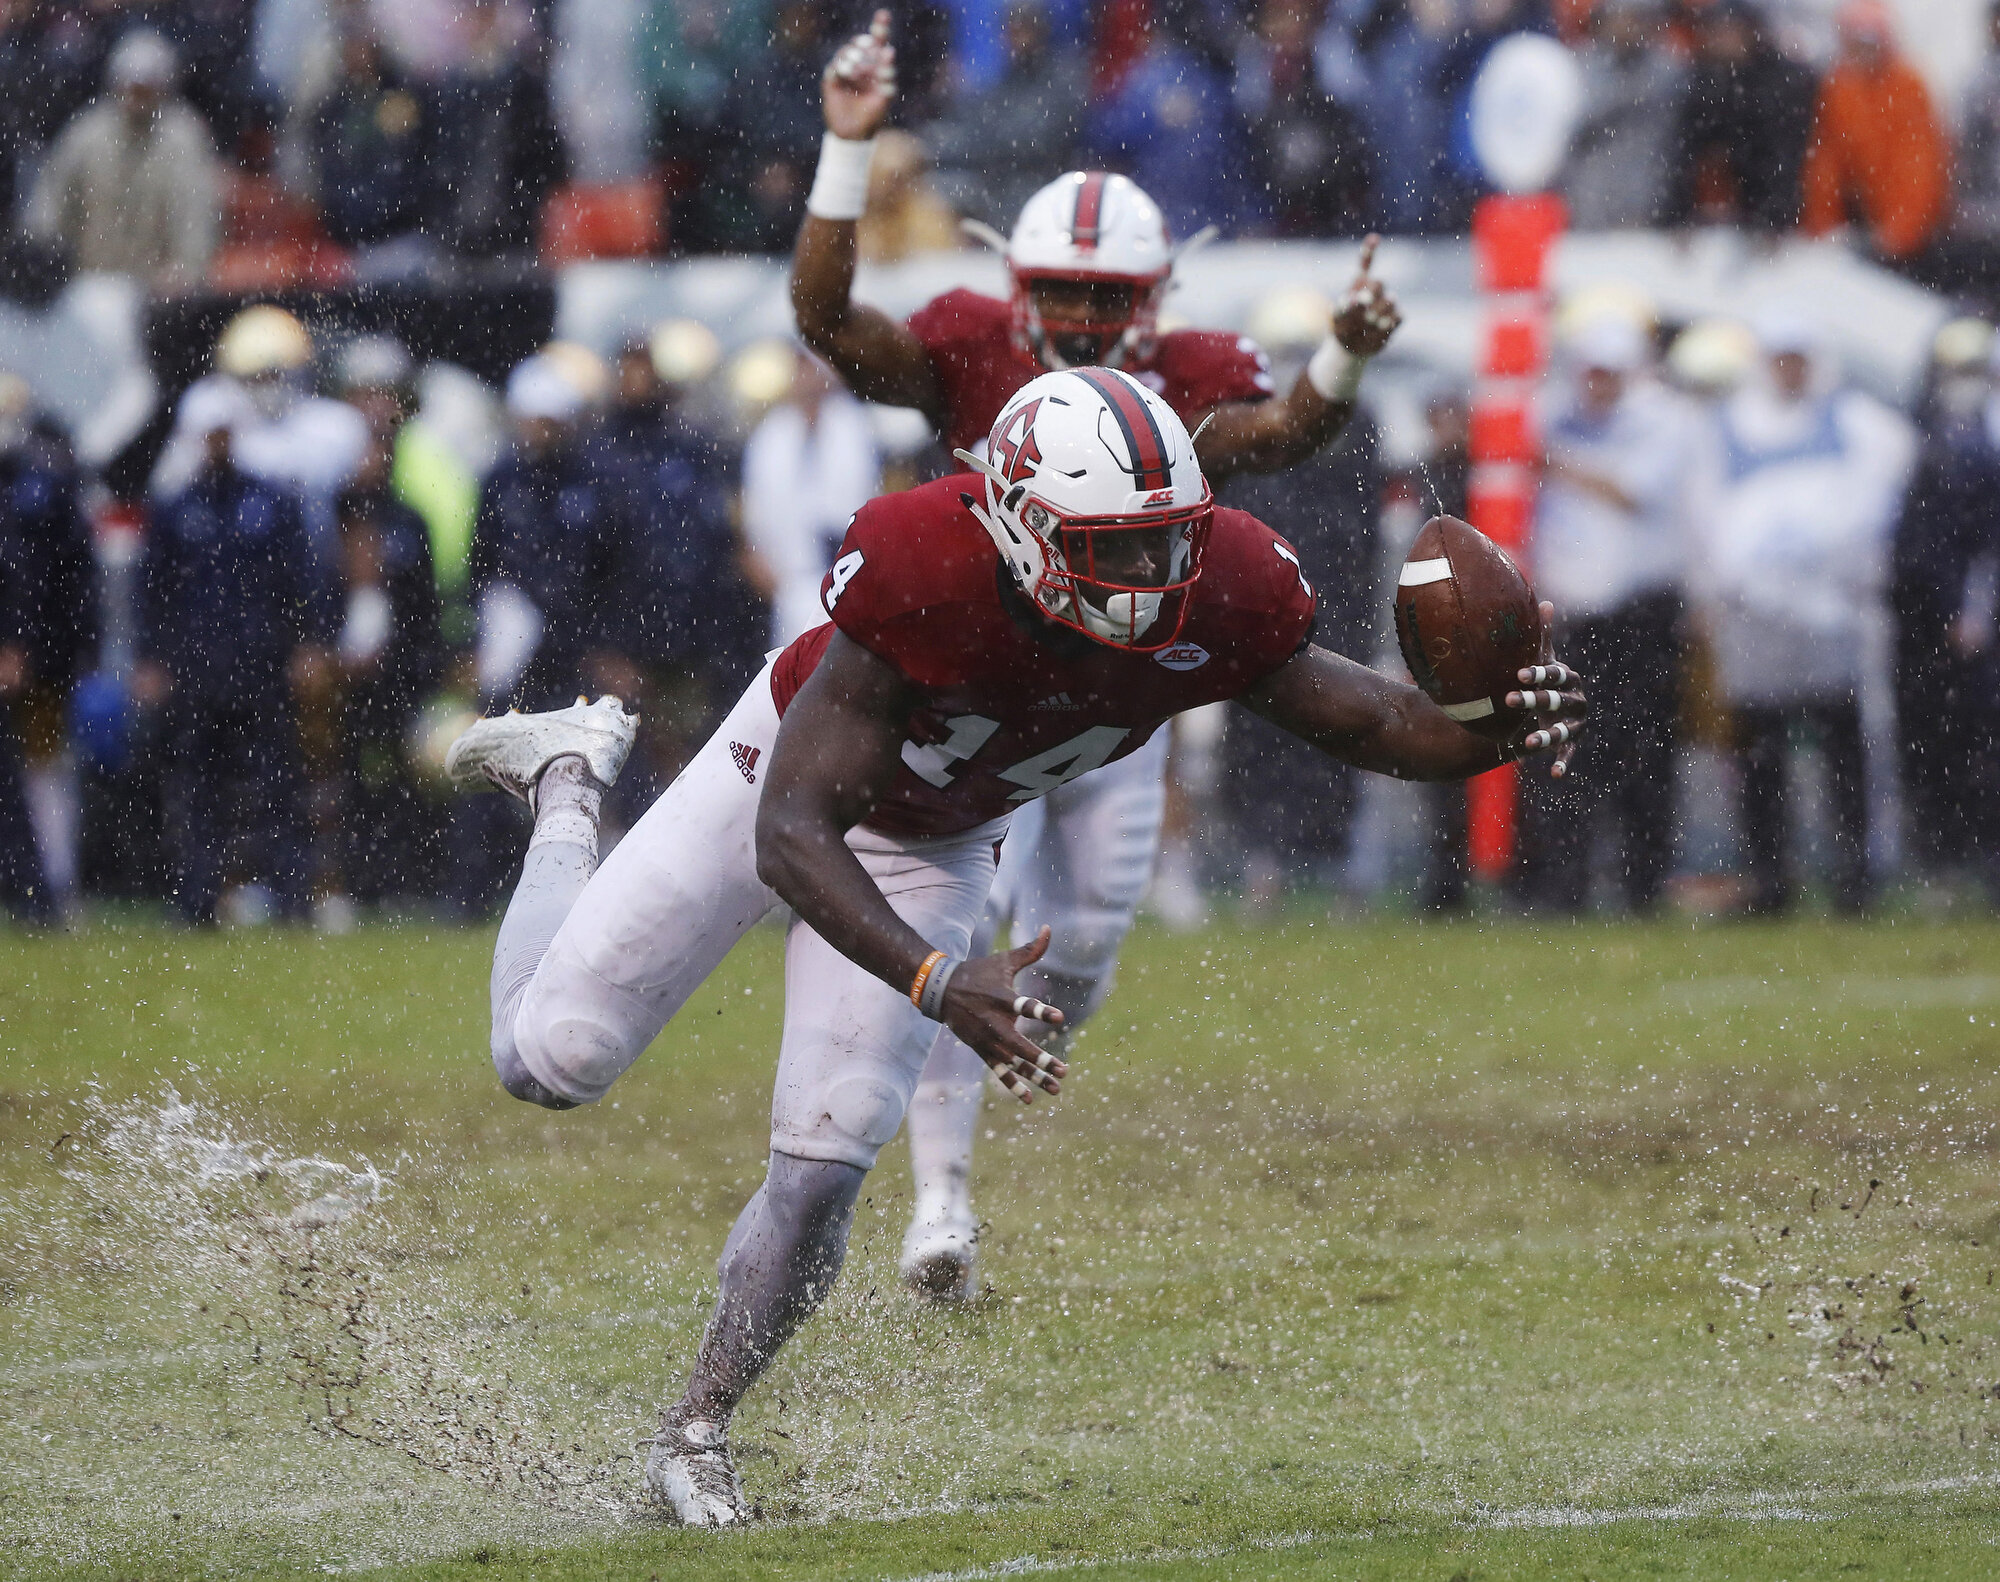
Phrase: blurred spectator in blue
[
  {"left": 932, "top": 0, "right": 1086, "bottom": 100},
  {"left": 1518, "top": 314, "right": 1695, "bottom": 915},
  {"left": 335, "top": 335, "right": 481, "bottom": 652},
  {"left": 589, "top": 334, "right": 749, "bottom": 792},
  {"left": 452, "top": 351, "right": 619, "bottom": 914},
  {"left": 26, "top": 30, "right": 221, "bottom": 291},
  {"left": 303, "top": 21, "right": 437, "bottom": 274},
  {"left": 424, "top": 0, "right": 565, "bottom": 258},
  {"left": 1668, "top": 3, "right": 1817, "bottom": 233},
  {"left": 1562, "top": 0, "right": 1684, "bottom": 229},
  {"left": 683, "top": 1, "right": 833, "bottom": 253},
  {"left": 1087, "top": 12, "right": 1264, "bottom": 239},
  {"left": 589, "top": 330, "right": 727, "bottom": 487},
  {"left": 1690, "top": 313, "right": 1916, "bottom": 915},
  {"left": 0, "top": 371, "right": 95, "bottom": 923},
  {"left": 740, "top": 347, "right": 880, "bottom": 649},
  {"left": 927, "top": 0, "right": 1090, "bottom": 226},
  {"left": 325, "top": 440, "right": 444, "bottom": 914},
  {"left": 1327, "top": 0, "right": 1483, "bottom": 236},
  {"left": 153, "top": 306, "right": 370, "bottom": 571},
  {"left": 134, "top": 386, "right": 327, "bottom": 926},
  {"left": 467, "top": 353, "right": 622, "bottom": 712},
  {"left": 1236, "top": 0, "right": 1372, "bottom": 236},
  {"left": 1889, "top": 321, "right": 2000, "bottom": 903}
]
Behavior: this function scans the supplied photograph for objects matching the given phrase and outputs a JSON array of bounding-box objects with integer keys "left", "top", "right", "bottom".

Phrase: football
[{"left": 1393, "top": 514, "right": 1543, "bottom": 743}]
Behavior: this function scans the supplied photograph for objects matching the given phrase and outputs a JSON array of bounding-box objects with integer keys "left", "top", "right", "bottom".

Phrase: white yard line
[{"left": 890, "top": 1473, "right": 2000, "bottom": 1582}]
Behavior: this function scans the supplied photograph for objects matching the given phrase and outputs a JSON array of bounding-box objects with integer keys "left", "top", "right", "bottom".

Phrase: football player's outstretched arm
[
  {"left": 1194, "top": 236, "right": 1402, "bottom": 484},
  {"left": 790, "top": 10, "right": 946, "bottom": 423},
  {"left": 1242, "top": 613, "right": 1588, "bottom": 782},
  {"left": 757, "top": 631, "right": 1069, "bottom": 1102}
]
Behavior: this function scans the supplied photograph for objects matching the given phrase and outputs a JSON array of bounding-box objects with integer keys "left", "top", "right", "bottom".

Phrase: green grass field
[{"left": 3, "top": 913, "right": 1998, "bottom": 1579}]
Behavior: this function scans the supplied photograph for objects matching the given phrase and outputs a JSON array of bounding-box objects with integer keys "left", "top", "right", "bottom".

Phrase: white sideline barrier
[
  {"left": 553, "top": 231, "right": 1949, "bottom": 407},
  {"left": 0, "top": 233, "right": 1952, "bottom": 468}
]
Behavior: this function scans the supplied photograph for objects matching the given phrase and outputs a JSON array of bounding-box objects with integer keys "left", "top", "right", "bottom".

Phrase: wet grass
[{"left": 2, "top": 914, "right": 1998, "bottom": 1578}]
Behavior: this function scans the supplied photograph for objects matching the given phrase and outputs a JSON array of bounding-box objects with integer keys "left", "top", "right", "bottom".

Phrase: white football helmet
[
  {"left": 1001, "top": 172, "right": 1173, "bottom": 371},
  {"left": 955, "top": 367, "right": 1213, "bottom": 650}
]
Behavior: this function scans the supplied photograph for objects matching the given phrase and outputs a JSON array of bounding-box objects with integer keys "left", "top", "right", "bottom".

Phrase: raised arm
[
  {"left": 789, "top": 10, "right": 946, "bottom": 422},
  {"left": 1242, "top": 611, "right": 1588, "bottom": 781},
  {"left": 1194, "top": 235, "right": 1402, "bottom": 484},
  {"left": 756, "top": 631, "right": 1067, "bottom": 1101}
]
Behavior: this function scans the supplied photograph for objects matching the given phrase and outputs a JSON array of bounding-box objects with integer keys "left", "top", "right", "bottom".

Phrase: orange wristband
[{"left": 910, "top": 949, "right": 949, "bottom": 1008}]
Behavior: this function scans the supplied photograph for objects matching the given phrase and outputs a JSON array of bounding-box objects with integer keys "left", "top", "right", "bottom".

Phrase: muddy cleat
[
  {"left": 900, "top": 1209, "right": 977, "bottom": 1303},
  {"left": 642, "top": 1413, "right": 746, "bottom": 1527},
  {"left": 444, "top": 695, "right": 636, "bottom": 807}
]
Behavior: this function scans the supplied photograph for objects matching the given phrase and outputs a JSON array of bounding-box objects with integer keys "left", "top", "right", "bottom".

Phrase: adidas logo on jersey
[
  {"left": 1031, "top": 692, "right": 1085, "bottom": 712},
  {"left": 731, "top": 742, "right": 761, "bottom": 783}
]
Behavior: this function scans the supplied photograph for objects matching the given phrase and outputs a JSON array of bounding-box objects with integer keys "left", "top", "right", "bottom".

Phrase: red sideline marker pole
[{"left": 1466, "top": 192, "right": 1565, "bottom": 880}]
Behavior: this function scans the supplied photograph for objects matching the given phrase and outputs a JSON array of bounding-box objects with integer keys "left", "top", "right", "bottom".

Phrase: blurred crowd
[
  {"left": 11, "top": 0, "right": 2000, "bottom": 296},
  {"left": 5, "top": 284, "right": 1999, "bottom": 930},
  {"left": 3, "top": 0, "right": 2000, "bottom": 930},
  {"left": 0, "top": 305, "right": 788, "bottom": 926},
  {"left": 1374, "top": 300, "right": 1999, "bottom": 919}
]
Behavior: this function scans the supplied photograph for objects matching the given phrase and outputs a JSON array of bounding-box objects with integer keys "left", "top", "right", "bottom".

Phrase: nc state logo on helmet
[
  {"left": 955, "top": 367, "right": 1213, "bottom": 651},
  {"left": 996, "top": 172, "right": 1173, "bottom": 372}
]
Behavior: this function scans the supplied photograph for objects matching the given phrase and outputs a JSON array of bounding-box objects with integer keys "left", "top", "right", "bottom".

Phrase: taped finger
[{"left": 1013, "top": 1056, "right": 1059, "bottom": 1095}]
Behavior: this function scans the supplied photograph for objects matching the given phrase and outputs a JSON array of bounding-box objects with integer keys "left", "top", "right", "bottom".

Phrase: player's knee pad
[
  {"left": 511, "top": 948, "right": 660, "bottom": 1106},
  {"left": 491, "top": 1039, "right": 579, "bottom": 1110},
  {"left": 774, "top": 1072, "right": 910, "bottom": 1171}
]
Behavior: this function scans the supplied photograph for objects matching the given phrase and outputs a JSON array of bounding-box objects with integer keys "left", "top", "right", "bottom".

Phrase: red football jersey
[
  {"left": 907, "top": 288, "right": 1276, "bottom": 454},
  {"left": 769, "top": 474, "right": 1317, "bottom": 837}
]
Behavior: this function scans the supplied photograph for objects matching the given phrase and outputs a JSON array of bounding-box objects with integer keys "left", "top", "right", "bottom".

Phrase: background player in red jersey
[
  {"left": 792, "top": 9, "right": 1407, "bottom": 1298},
  {"left": 445, "top": 370, "right": 1585, "bottom": 1525}
]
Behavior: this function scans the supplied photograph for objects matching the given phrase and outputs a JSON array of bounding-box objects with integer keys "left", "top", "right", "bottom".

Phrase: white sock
[
  {"left": 905, "top": 1030, "right": 986, "bottom": 1232},
  {"left": 529, "top": 756, "right": 602, "bottom": 854}
]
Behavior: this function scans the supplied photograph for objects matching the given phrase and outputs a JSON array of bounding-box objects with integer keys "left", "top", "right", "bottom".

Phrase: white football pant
[
  {"left": 490, "top": 659, "right": 1005, "bottom": 1171},
  {"left": 904, "top": 732, "right": 1169, "bottom": 1232}
]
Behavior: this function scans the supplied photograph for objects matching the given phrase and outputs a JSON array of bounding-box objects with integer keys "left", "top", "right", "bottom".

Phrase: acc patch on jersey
[{"left": 1153, "top": 642, "right": 1210, "bottom": 671}]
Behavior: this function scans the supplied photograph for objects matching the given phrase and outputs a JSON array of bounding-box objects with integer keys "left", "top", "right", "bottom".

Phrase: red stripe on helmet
[
  {"left": 1071, "top": 172, "right": 1108, "bottom": 251},
  {"left": 1073, "top": 367, "right": 1171, "bottom": 492}
]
